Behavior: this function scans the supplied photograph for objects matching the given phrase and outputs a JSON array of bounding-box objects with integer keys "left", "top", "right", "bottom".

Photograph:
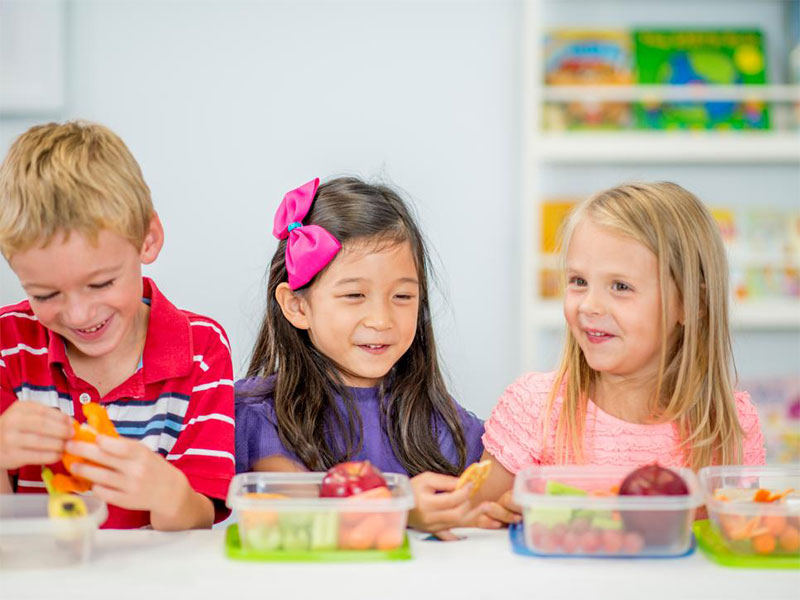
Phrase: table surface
[{"left": 2, "top": 526, "right": 799, "bottom": 600}]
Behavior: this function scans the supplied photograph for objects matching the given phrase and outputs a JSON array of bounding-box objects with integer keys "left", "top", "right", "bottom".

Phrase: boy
[{"left": 0, "top": 121, "right": 234, "bottom": 529}]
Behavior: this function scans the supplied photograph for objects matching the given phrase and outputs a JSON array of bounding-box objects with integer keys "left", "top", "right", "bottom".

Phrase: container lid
[
  {"left": 0, "top": 494, "right": 108, "bottom": 534},
  {"left": 699, "top": 465, "right": 800, "bottom": 516},
  {"left": 226, "top": 472, "right": 415, "bottom": 512},
  {"left": 514, "top": 465, "right": 705, "bottom": 510}
]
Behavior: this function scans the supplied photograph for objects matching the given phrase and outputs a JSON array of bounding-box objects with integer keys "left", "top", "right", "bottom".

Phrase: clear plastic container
[
  {"left": 513, "top": 465, "right": 704, "bottom": 557},
  {"left": 0, "top": 494, "right": 108, "bottom": 569},
  {"left": 699, "top": 465, "right": 800, "bottom": 557},
  {"left": 226, "top": 472, "right": 415, "bottom": 554}
]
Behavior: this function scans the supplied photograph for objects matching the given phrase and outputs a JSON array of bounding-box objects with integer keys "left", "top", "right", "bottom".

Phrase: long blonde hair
[{"left": 544, "top": 182, "right": 743, "bottom": 470}]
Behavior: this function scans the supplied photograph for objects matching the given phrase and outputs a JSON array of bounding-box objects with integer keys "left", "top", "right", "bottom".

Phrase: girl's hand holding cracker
[
  {"left": 0, "top": 402, "right": 72, "bottom": 470},
  {"left": 407, "top": 471, "right": 489, "bottom": 541}
]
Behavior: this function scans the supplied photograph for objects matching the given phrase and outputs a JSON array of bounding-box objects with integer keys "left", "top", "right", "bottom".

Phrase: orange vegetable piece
[
  {"left": 51, "top": 472, "right": 91, "bottom": 494},
  {"left": 339, "top": 514, "right": 385, "bottom": 550},
  {"left": 375, "top": 526, "right": 405, "bottom": 550},
  {"left": 59, "top": 403, "right": 119, "bottom": 490},
  {"left": 763, "top": 515, "right": 788, "bottom": 536},
  {"left": 752, "top": 489, "right": 772, "bottom": 503},
  {"left": 778, "top": 526, "right": 800, "bottom": 553},
  {"left": 752, "top": 533, "right": 776, "bottom": 555}
]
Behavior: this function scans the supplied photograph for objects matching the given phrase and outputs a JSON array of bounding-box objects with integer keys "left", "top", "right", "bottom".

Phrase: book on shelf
[
  {"left": 710, "top": 206, "right": 799, "bottom": 301},
  {"left": 543, "top": 30, "right": 632, "bottom": 130},
  {"left": 633, "top": 29, "right": 770, "bottom": 130},
  {"left": 742, "top": 376, "right": 800, "bottom": 464},
  {"left": 542, "top": 28, "right": 783, "bottom": 131},
  {"left": 538, "top": 198, "right": 577, "bottom": 299}
]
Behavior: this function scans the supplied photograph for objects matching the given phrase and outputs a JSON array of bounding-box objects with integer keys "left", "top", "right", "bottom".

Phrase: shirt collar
[{"left": 47, "top": 277, "right": 193, "bottom": 384}]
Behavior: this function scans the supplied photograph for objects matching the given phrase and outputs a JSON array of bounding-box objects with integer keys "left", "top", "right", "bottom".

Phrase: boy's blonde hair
[
  {"left": 545, "top": 181, "right": 743, "bottom": 471},
  {"left": 0, "top": 121, "right": 153, "bottom": 258}
]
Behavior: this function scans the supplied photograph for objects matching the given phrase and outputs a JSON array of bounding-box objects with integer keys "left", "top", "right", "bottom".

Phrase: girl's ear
[
  {"left": 275, "top": 283, "right": 311, "bottom": 330},
  {"left": 140, "top": 212, "right": 165, "bottom": 265}
]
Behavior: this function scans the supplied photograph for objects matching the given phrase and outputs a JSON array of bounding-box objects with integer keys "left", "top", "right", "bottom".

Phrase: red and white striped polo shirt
[{"left": 0, "top": 277, "right": 235, "bottom": 528}]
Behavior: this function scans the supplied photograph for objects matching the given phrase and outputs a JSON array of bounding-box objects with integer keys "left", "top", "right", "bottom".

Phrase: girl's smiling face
[
  {"left": 564, "top": 219, "right": 683, "bottom": 383},
  {"left": 279, "top": 239, "right": 420, "bottom": 387}
]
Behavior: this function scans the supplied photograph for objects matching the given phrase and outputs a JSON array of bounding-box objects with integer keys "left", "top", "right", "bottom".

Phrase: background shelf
[{"left": 536, "top": 131, "right": 800, "bottom": 163}]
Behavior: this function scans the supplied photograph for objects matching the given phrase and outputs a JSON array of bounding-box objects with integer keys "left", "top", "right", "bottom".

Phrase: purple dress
[{"left": 235, "top": 376, "right": 484, "bottom": 475}]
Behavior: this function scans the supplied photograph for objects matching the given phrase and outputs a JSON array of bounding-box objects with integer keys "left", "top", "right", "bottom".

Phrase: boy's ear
[
  {"left": 139, "top": 213, "right": 165, "bottom": 265},
  {"left": 275, "top": 283, "right": 311, "bottom": 330}
]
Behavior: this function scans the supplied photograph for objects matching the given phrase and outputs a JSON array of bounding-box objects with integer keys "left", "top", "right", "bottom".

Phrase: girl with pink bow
[{"left": 235, "top": 176, "right": 487, "bottom": 539}]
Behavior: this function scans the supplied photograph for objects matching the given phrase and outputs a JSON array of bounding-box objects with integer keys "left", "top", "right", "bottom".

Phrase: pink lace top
[{"left": 482, "top": 371, "right": 766, "bottom": 473}]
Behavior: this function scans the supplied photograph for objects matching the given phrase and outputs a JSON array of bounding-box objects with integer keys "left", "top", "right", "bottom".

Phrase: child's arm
[
  {"left": 407, "top": 471, "right": 489, "bottom": 539},
  {"left": 68, "top": 434, "right": 215, "bottom": 530},
  {"left": 0, "top": 399, "right": 72, "bottom": 474},
  {"left": 66, "top": 316, "right": 235, "bottom": 530},
  {"left": 252, "top": 455, "right": 306, "bottom": 472},
  {"left": 470, "top": 451, "right": 522, "bottom": 528}
]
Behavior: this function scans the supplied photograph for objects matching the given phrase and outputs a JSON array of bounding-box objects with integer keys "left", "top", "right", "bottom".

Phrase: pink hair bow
[{"left": 272, "top": 178, "right": 341, "bottom": 289}]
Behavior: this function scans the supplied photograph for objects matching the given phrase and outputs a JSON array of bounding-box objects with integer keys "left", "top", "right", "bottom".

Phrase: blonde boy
[{"left": 0, "top": 122, "right": 234, "bottom": 529}]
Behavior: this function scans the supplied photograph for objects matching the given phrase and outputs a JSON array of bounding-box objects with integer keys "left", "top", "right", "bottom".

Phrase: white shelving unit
[{"left": 521, "top": 0, "right": 800, "bottom": 372}]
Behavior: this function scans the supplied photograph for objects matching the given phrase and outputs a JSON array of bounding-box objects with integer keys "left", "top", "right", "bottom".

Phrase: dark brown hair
[{"left": 245, "top": 177, "right": 468, "bottom": 476}]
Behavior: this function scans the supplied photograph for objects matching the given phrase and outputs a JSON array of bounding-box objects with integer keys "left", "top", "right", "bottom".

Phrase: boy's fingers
[
  {"left": 17, "top": 449, "right": 63, "bottom": 466},
  {"left": 65, "top": 440, "right": 126, "bottom": 470},
  {"left": 18, "top": 432, "right": 67, "bottom": 453},
  {"left": 95, "top": 434, "right": 134, "bottom": 457},
  {"left": 71, "top": 461, "right": 125, "bottom": 491}
]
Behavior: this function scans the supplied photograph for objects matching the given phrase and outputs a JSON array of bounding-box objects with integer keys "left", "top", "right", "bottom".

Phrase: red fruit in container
[
  {"left": 601, "top": 529, "right": 624, "bottom": 553},
  {"left": 618, "top": 463, "right": 689, "bottom": 496},
  {"left": 622, "top": 531, "right": 645, "bottom": 554},
  {"left": 319, "top": 460, "right": 388, "bottom": 498},
  {"left": 579, "top": 529, "right": 602, "bottom": 553},
  {"left": 569, "top": 516, "right": 591, "bottom": 535},
  {"left": 618, "top": 463, "right": 690, "bottom": 547},
  {"left": 561, "top": 531, "right": 581, "bottom": 554}
]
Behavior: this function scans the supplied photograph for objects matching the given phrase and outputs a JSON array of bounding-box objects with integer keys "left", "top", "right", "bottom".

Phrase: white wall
[{"left": 0, "top": 0, "right": 522, "bottom": 418}]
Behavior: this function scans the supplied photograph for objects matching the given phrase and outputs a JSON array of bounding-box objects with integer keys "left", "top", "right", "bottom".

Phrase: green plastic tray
[
  {"left": 224, "top": 524, "right": 412, "bottom": 562},
  {"left": 694, "top": 520, "right": 800, "bottom": 570}
]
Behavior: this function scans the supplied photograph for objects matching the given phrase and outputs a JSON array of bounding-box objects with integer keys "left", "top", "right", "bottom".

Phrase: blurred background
[{"left": 1, "top": 0, "right": 798, "bottom": 462}]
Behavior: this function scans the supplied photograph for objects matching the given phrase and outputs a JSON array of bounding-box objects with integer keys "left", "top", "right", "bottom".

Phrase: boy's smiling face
[{"left": 8, "top": 218, "right": 163, "bottom": 365}]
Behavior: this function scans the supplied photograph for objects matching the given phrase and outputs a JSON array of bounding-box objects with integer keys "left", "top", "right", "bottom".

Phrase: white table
[{"left": 2, "top": 527, "right": 798, "bottom": 600}]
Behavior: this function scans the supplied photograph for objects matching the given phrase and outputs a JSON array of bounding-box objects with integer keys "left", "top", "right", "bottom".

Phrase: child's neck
[
  {"left": 592, "top": 373, "right": 657, "bottom": 425},
  {"left": 67, "top": 303, "right": 150, "bottom": 398}
]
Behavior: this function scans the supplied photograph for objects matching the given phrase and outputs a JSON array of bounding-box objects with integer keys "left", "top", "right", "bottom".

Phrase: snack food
[
  {"left": 56, "top": 403, "right": 119, "bottom": 493},
  {"left": 456, "top": 460, "right": 492, "bottom": 496},
  {"left": 518, "top": 464, "right": 697, "bottom": 556},
  {"left": 712, "top": 487, "right": 800, "bottom": 555},
  {"left": 319, "top": 460, "right": 387, "bottom": 498}
]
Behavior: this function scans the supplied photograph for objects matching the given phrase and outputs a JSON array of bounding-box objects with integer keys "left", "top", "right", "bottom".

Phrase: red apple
[
  {"left": 618, "top": 463, "right": 690, "bottom": 547},
  {"left": 319, "top": 460, "right": 388, "bottom": 498}
]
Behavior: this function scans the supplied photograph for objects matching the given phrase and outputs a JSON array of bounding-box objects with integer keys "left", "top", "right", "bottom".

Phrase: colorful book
[
  {"left": 633, "top": 29, "right": 770, "bottom": 130},
  {"left": 543, "top": 30, "right": 632, "bottom": 130}
]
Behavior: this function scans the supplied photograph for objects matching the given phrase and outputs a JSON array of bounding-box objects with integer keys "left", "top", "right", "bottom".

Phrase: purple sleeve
[
  {"left": 458, "top": 404, "right": 486, "bottom": 466},
  {"left": 234, "top": 378, "right": 300, "bottom": 473},
  {"left": 436, "top": 400, "right": 485, "bottom": 472}
]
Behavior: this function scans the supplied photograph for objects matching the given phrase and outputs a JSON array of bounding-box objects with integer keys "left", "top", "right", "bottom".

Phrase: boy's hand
[
  {"left": 0, "top": 402, "right": 72, "bottom": 470},
  {"left": 475, "top": 489, "right": 522, "bottom": 529},
  {"left": 66, "top": 434, "right": 186, "bottom": 513},
  {"left": 407, "top": 471, "right": 488, "bottom": 541}
]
